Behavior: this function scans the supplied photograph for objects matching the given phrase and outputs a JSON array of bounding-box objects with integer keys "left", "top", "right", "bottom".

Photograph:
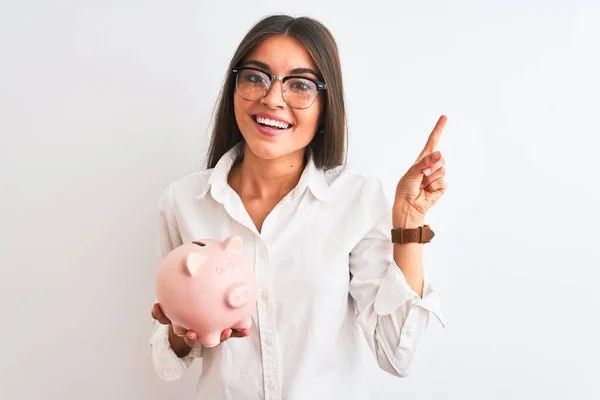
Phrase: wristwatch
[{"left": 391, "top": 225, "right": 435, "bottom": 244}]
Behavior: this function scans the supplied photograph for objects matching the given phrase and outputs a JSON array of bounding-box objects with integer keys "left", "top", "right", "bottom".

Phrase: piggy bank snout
[{"left": 225, "top": 283, "right": 251, "bottom": 308}]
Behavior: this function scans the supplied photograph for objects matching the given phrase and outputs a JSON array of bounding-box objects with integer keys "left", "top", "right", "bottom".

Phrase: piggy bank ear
[
  {"left": 184, "top": 253, "right": 208, "bottom": 276},
  {"left": 222, "top": 235, "right": 243, "bottom": 254}
]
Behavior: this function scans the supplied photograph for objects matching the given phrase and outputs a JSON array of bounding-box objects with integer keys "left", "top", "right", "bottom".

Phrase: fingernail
[
  {"left": 433, "top": 151, "right": 441, "bottom": 161},
  {"left": 423, "top": 168, "right": 431, "bottom": 176}
]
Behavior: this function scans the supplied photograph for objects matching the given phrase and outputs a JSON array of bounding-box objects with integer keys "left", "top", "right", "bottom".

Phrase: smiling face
[{"left": 233, "top": 35, "right": 324, "bottom": 162}]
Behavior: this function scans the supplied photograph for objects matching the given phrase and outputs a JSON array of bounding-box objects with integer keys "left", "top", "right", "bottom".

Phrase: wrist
[
  {"left": 393, "top": 205, "right": 425, "bottom": 228},
  {"left": 168, "top": 325, "right": 192, "bottom": 357}
]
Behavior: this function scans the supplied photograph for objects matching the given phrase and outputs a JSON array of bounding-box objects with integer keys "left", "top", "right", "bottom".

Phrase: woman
[{"left": 149, "top": 14, "right": 447, "bottom": 400}]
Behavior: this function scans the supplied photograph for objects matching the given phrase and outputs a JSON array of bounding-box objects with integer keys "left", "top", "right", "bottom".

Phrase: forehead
[{"left": 242, "top": 35, "right": 318, "bottom": 74}]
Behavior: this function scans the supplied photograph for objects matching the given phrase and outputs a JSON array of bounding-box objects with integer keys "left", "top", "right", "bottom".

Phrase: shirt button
[
  {"left": 264, "top": 338, "right": 272, "bottom": 345},
  {"left": 262, "top": 291, "right": 269, "bottom": 301},
  {"left": 268, "top": 381, "right": 275, "bottom": 390}
]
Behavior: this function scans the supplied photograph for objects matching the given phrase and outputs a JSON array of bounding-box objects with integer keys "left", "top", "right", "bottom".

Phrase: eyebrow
[{"left": 243, "top": 59, "right": 321, "bottom": 79}]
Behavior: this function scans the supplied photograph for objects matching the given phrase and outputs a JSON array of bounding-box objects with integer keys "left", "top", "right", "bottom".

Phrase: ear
[
  {"left": 184, "top": 253, "right": 208, "bottom": 276},
  {"left": 222, "top": 236, "right": 243, "bottom": 254}
]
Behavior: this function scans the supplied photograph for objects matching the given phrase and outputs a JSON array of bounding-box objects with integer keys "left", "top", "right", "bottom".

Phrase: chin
[
  {"left": 245, "top": 139, "right": 293, "bottom": 161},
  {"left": 237, "top": 113, "right": 315, "bottom": 162}
]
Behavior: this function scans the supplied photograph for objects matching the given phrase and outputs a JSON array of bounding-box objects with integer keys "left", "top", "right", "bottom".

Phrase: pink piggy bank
[{"left": 155, "top": 235, "right": 257, "bottom": 347}]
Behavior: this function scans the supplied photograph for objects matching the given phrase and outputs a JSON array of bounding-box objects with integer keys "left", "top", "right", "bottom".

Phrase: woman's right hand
[
  {"left": 151, "top": 303, "right": 250, "bottom": 351},
  {"left": 151, "top": 303, "right": 203, "bottom": 351}
]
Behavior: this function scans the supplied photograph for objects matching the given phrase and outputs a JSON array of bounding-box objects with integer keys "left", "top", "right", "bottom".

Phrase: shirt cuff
[
  {"left": 149, "top": 323, "right": 202, "bottom": 381},
  {"left": 373, "top": 262, "right": 446, "bottom": 328}
]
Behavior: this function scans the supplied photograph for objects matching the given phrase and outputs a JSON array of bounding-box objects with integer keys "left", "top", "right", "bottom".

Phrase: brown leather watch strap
[{"left": 391, "top": 225, "right": 435, "bottom": 244}]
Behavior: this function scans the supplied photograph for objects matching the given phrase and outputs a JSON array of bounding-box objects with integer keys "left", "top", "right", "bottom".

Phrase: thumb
[{"left": 410, "top": 151, "right": 441, "bottom": 178}]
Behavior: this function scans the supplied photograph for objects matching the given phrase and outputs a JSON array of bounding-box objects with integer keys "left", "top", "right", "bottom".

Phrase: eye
[
  {"left": 241, "top": 71, "right": 268, "bottom": 85},
  {"left": 287, "top": 78, "right": 314, "bottom": 92}
]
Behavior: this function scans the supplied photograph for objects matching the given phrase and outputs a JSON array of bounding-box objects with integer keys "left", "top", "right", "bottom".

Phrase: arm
[
  {"left": 392, "top": 206, "right": 427, "bottom": 297},
  {"left": 149, "top": 184, "right": 204, "bottom": 381},
  {"left": 348, "top": 179, "right": 445, "bottom": 378}
]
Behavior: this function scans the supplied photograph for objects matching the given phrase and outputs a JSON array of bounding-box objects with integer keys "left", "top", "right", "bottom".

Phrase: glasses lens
[
  {"left": 237, "top": 69, "right": 270, "bottom": 101},
  {"left": 283, "top": 78, "right": 318, "bottom": 109}
]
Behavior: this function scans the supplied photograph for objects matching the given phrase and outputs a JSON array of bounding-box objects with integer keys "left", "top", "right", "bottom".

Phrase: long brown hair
[{"left": 205, "top": 14, "right": 347, "bottom": 170}]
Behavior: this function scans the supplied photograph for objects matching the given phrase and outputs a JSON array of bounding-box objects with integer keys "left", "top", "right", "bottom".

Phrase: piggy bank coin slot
[{"left": 192, "top": 241, "right": 206, "bottom": 246}]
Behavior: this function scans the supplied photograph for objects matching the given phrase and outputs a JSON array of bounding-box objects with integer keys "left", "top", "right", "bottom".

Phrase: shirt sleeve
[
  {"left": 148, "top": 184, "right": 204, "bottom": 381},
  {"left": 348, "top": 177, "right": 445, "bottom": 378}
]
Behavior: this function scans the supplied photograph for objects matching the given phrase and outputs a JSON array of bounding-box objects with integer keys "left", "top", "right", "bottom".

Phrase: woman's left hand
[{"left": 393, "top": 115, "right": 448, "bottom": 221}]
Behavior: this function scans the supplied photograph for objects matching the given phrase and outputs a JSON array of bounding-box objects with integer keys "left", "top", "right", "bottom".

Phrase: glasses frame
[{"left": 231, "top": 66, "right": 327, "bottom": 110}]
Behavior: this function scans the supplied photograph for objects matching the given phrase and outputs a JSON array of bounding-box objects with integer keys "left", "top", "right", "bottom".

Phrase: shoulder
[
  {"left": 158, "top": 169, "right": 213, "bottom": 210},
  {"left": 322, "top": 164, "right": 390, "bottom": 205},
  {"left": 325, "top": 163, "right": 385, "bottom": 190}
]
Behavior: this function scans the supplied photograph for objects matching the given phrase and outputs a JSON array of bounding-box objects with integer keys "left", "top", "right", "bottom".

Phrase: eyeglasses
[{"left": 232, "top": 66, "right": 326, "bottom": 110}]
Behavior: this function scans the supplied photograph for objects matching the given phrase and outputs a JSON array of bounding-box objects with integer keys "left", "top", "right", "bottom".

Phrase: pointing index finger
[{"left": 416, "top": 115, "right": 447, "bottom": 162}]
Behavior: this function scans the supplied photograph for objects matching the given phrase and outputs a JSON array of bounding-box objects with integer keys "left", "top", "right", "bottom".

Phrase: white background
[{"left": 1, "top": 1, "right": 599, "bottom": 399}]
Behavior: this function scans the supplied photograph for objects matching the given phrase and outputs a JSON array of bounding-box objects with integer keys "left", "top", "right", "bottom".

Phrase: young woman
[{"left": 150, "top": 14, "right": 447, "bottom": 400}]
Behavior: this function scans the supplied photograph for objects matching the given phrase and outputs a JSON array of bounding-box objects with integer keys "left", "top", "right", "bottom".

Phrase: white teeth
[{"left": 256, "top": 116, "right": 290, "bottom": 129}]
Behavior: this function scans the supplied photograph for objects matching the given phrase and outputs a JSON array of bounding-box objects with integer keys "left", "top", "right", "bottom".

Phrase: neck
[{"left": 230, "top": 145, "right": 307, "bottom": 200}]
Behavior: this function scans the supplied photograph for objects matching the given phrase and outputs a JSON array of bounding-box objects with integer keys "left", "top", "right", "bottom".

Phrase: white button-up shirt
[{"left": 149, "top": 142, "right": 445, "bottom": 400}]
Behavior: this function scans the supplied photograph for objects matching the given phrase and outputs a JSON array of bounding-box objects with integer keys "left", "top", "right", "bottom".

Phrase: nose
[
  {"left": 225, "top": 283, "right": 251, "bottom": 308},
  {"left": 260, "top": 79, "right": 285, "bottom": 109}
]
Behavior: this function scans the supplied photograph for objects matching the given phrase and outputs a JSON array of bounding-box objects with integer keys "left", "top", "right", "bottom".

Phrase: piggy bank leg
[
  {"left": 172, "top": 324, "right": 187, "bottom": 337},
  {"left": 233, "top": 317, "right": 252, "bottom": 330},
  {"left": 199, "top": 332, "right": 221, "bottom": 348}
]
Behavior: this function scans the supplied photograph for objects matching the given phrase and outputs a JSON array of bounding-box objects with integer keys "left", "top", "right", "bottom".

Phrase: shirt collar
[
  {"left": 194, "top": 141, "right": 333, "bottom": 203},
  {"left": 293, "top": 147, "right": 332, "bottom": 202}
]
